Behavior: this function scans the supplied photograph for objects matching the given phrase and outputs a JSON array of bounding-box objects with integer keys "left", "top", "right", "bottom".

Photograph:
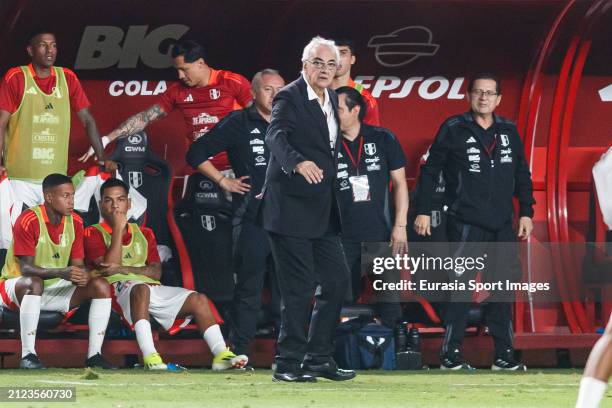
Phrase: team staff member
[
  {"left": 414, "top": 73, "right": 535, "bottom": 371},
  {"left": 260, "top": 36, "right": 355, "bottom": 383},
  {"left": 0, "top": 30, "right": 113, "bottom": 207},
  {"left": 84, "top": 178, "right": 248, "bottom": 371},
  {"left": 331, "top": 38, "right": 380, "bottom": 126},
  {"left": 0, "top": 174, "right": 114, "bottom": 369},
  {"left": 79, "top": 39, "right": 252, "bottom": 171},
  {"left": 335, "top": 87, "right": 408, "bottom": 328},
  {"left": 186, "top": 69, "right": 285, "bottom": 361}
]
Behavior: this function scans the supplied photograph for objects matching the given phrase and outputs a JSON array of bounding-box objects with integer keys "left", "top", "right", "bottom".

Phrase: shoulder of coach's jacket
[
  {"left": 494, "top": 114, "right": 520, "bottom": 135},
  {"left": 441, "top": 113, "right": 468, "bottom": 129},
  {"left": 363, "top": 123, "right": 398, "bottom": 142},
  {"left": 212, "top": 108, "right": 245, "bottom": 131},
  {"left": 494, "top": 114, "right": 517, "bottom": 128},
  {"left": 271, "top": 79, "right": 301, "bottom": 107}
]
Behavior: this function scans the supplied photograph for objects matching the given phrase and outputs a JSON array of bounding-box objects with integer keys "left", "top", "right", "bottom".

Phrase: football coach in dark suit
[{"left": 259, "top": 36, "right": 355, "bottom": 382}]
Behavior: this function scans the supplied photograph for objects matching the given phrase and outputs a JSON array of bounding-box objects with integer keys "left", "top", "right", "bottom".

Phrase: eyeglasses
[
  {"left": 306, "top": 59, "right": 338, "bottom": 71},
  {"left": 470, "top": 89, "right": 499, "bottom": 97}
]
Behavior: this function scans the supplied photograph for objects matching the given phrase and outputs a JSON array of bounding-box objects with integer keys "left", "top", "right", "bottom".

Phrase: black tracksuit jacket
[{"left": 416, "top": 112, "right": 535, "bottom": 231}]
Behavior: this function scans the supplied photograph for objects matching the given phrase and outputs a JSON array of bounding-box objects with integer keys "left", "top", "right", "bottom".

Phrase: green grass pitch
[{"left": 1, "top": 368, "right": 610, "bottom": 408}]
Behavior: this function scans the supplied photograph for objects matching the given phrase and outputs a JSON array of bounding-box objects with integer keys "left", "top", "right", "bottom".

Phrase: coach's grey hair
[
  {"left": 301, "top": 36, "right": 340, "bottom": 65},
  {"left": 251, "top": 68, "right": 281, "bottom": 92}
]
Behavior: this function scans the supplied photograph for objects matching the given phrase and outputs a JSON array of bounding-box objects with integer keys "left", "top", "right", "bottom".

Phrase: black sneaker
[
  {"left": 85, "top": 353, "right": 117, "bottom": 370},
  {"left": 492, "top": 349, "right": 527, "bottom": 371},
  {"left": 440, "top": 349, "right": 475, "bottom": 371},
  {"left": 20, "top": 353, "right": 45, "bottom": 369},
  {"left": 273, "top": 361, "right": 317, "bottom": 383}
]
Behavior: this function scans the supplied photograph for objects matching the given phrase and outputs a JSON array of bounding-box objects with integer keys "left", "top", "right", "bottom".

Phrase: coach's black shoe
[
  {"left": 272, "top": 361, "right": 317, "bottom": 383},
  {"left": 273, "top": 370, "right": 317, "bottom": 382},
  {"left": 85, "top": 353, "right": 117, "bottom": 370},
  {"left": 492, "top": 349, "right": 527, "bottom": 371},
  {"left": 20, "top": 353, "right": 45, "bottom": 369},
  {"left": 440, "top": 349, "right": 475, "bottom": 371},
  {"left": 302, "top": 359, "right": 356, "bottom": 381}
]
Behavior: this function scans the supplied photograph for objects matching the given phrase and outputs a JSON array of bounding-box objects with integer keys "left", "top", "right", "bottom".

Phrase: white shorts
[
  {"left": 111, "top": 281, "right": 194, "bottom": 331},
  {"left": 0, "top": 177, "right": 20, "bottom": 249},
  {"left": 0, "top": 277, "right": 76, "bottom": 313},
  {"left": 9, "top": 179, "right": 44, "bottom": 209}
]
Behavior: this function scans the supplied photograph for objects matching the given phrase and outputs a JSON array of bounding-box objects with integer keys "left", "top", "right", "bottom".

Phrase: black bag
[{"left": 335, "top": 319, "right": 395, "bottom": 370}]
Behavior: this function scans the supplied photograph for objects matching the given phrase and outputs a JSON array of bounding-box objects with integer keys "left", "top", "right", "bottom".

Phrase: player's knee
[
  {"left": 88, "top": 277, "right": 111, "bottom": 298},
  {"left": 187, "top": 292, "right": 210, "bottom": 312},
  {"left": 195, "top": 292, "right": 209, "bottom": 307},
  {"left": 130, "top": 284, "right": 150, "bottom": 302},
  {"left": 21, "top": 276, "right": 44, "bottom": 295}
]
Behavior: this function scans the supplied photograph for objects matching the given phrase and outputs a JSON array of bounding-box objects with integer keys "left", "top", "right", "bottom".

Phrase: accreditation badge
[{"left": 349, "top": 175, "right": 371, "bottom": 202}]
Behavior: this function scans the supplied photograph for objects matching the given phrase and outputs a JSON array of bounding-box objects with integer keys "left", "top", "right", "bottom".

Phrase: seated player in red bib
[
  {"left": 84, "top": 177, "right": 247, "bottom": 370},
  {"left": 0, "top": 173, "right": 114, "bottom": 369}
]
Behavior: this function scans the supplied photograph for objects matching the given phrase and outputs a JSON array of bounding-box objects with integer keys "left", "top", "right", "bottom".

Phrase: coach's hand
[
  {"left": 414, "top": 215, "right": 432, "bottom": 236},
  {"left": 63, "top": 266, "right": 89, "bottom": 286},
  {"left": 295, "top": 161, "right": 323, "bottom": 184},
  {"left": 517, "top": 216, "right": 533, "bottom": 240},
  {"left": 0, "top": 165, "right": 6, "bottom": 178},
  {"left": 219, "top": 175, "right": 251, "bottom": 194}
]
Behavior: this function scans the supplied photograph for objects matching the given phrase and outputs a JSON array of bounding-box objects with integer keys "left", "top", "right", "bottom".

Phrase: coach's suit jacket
[{"left": 259, "top": 76, "right": 342, "bottom": 238}]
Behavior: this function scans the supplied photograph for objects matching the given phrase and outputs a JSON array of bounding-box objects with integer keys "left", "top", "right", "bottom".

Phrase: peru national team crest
[
  {"left": 128, "top": 171, "right": 143, "bottom": 188},
  {"left": 364, "top": 143, "right": 377, "bottom": 156},
  {"left": 500, "top": 134, "right": 510, "bottom": 147},
  {"left": 209, "top": 89, "right": 221, "bottom": 100},
  {"left": 201, "top": 215, "right": 216, "bottom": 231}
]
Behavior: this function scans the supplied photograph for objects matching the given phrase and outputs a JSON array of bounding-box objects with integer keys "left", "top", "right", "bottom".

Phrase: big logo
[{"left": 75, "top": 25, "right": 190, "bottom": 69}]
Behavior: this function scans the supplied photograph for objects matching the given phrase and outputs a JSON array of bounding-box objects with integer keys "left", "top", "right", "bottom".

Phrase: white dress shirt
[{"left": 303, "top": 73, "right": 338, "bottom": 154}]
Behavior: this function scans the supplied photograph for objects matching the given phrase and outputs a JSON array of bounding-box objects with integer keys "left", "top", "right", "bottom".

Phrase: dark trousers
[
  {"left": 342, "top": 239, "right": 402, "bottom": 329},
  {"left": 229, "top": 222, "right": 277, "bottom": 356},
  {"left": 442, "top": 216, "right": 518, "bottom": 357},
  {"left": 268, "top": 229, "right": 349, "bottom": 367}
]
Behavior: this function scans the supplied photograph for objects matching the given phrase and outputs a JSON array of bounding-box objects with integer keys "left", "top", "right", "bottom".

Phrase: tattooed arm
[
  {"left": 78, "top": 104, "right": 167, "bottom": 163},
  {"left": 106, "top": 104, "right": 167, "bottom": 142}
]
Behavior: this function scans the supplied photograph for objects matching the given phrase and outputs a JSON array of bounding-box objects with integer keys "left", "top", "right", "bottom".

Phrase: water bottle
[
  {"left": 408, "top": 327, "right": 421, "bottom": 352},
  {"left": 395, "top": 322, "right": 408, "bottom": 352}
]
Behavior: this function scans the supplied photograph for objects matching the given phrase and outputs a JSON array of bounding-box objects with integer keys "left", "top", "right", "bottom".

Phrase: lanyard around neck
[{"left": 342, "top": 135, "right": 364, "bottom": 175}]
